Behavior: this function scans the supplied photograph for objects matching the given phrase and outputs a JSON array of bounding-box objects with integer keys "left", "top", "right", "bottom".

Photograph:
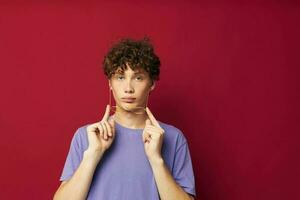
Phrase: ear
[
  {"left": 150, "top": 81, "right": 156, "bottom": 91},
  {"left": 108, "top": 80, "right": 112, "bottom": 90}
]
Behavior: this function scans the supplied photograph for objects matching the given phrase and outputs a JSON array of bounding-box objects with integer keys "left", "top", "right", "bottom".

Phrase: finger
[
  {"left": 145, "top": 129, "right": 161, "bottom": 139},
  {"left": 101, "top": 122, "right": 109, "bottom": 140},
  {"left": 88, "top": 122, "right": 99, "bottom": 134},
  {"left": 142, "top": 133, "right": 147, "bottom": 143},
  {"left": 108, "top": 117, "right": 115, "bottom": 136},
  {"left": 103, "top": 121, "right": 112, "bottom": 138},
  {"left": 142, "top": 128, "right": 150, "bottom": 143},
  {"left": 86, "top": 126, "right": 98, "bottom": 142},
  {"left": 101, "top": 105, "right": 110, "bottom": 121},
  {"left": 145, "top": 126, "right": 163, "bottom": 135},
  {"left": 146, "top": 135, "right": 151, "bottom": 143},
  {"left": 97, "top": 123, "right": 104, "bottom": 139},
  {"left": 144, "top": 134, "right": 151, "bottom": 143},
  {"left": 143, "top": 120, "right": 152, "bottom": 143},
  {"left": 144, "top": 127, "right": 154, "bottom": 138},
  {"left": 87, "top": 123, "right": 98, "bottom": 133},
  {"left": 144, "top": 136, "right": 150, "bottom": 143},
  {"left": 145, "top": 107, "right": 161, "bottom": 128},
  {"left": 145, "top": 119, "right": 151, "bottom": 126}
]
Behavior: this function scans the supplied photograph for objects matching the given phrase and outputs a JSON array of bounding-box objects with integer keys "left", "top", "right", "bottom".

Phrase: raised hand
[
  {"left": 142, "top": 107, "right": 165, "bottom": 163},
  {"left": 86, "top": 105, "right": 115, "bottom": 156}
]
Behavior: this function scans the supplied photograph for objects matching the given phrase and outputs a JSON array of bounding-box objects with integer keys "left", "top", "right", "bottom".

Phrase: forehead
[{"left": 114, "top": 65, "right": 147, "bottom": 75}]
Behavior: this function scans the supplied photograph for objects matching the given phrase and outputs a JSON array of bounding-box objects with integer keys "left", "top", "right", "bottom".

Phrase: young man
[{"left": 54, "top": 37, "right": 196, "bottom": 200}]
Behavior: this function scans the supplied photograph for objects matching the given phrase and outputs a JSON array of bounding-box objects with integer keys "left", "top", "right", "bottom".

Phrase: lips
[{"left": 121, "top": 97, "right": 136, "bottom": 103}]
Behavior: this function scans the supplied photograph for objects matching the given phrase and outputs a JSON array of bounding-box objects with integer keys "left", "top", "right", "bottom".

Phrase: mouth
[{"left": 121, "top": 97, "right": 136, "bottom": 103}]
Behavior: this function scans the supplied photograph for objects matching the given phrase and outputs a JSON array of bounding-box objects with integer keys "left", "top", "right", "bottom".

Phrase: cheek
[
  {"left": 137, "top": 86, "right": 151, "bottom": 97},
  {"left": 112, "top": 89, "right": 121, "bottom": 99},
  {"left": 111, "top": 82, "right": 121, "bottom": 94},
  {"left": 110, "top": 86, "right": 120, "bottom": 99}
]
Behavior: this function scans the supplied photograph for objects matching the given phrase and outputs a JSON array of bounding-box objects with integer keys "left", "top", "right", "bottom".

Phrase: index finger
[
  {"left": 145, "top": 107, "right": 161, "bottom": 128},
  {"left": 101, "top": 104, "right": 110, "bottom": 121}
]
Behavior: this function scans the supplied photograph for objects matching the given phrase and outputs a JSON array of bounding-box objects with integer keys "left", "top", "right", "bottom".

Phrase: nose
[{"left": 124, "top": 80, "right": 134, "bottom": 94}]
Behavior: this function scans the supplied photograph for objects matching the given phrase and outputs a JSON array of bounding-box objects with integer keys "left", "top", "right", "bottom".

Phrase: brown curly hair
[{"left": 102, "top": 37, "right": 161, "bottom": 82}]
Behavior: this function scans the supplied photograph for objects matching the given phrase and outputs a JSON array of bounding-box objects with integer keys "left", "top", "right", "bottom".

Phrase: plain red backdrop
[{"left": 0, "top": 1, "right": 299, "bottom": 199}]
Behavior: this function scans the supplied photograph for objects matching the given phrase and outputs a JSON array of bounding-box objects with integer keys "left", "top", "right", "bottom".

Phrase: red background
[{"left": 0, "top": 1, "right": 299, "bottom": 199}]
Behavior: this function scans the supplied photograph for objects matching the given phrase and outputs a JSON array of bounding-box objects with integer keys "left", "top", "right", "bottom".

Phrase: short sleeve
[
  {"left": 59, "top": 128, "right": 84, "bottom": 181},
  {"left": 172, "top": 135, "right": 196, "bottom": 197}
]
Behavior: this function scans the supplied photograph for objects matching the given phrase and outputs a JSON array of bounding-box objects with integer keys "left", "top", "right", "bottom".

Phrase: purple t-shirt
[{"left": 59, "top": 120, "right": 196, "bottom": 199}]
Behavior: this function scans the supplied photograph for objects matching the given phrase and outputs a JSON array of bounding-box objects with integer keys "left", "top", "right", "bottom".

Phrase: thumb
[
  {"left": 108, "top": 117, "right": 115, "bottom": 130},
  {"left": 145, "top": 119, "right": 151, "bottom": 126},
  {"left": 143, "top": 120, "right": 151, "bottom": 143}
]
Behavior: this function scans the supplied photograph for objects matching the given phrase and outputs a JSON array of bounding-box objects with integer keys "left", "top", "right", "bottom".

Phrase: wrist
[
  {"left": 149, "top": 156, "right": 164, "bottom": 167},
  {"left": 84, "top": 149, "right": 104, "bottom": 163}
]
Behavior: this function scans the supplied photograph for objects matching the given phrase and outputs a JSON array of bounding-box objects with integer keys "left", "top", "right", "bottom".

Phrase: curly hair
[{"left": 102, "top": 37, "right": 161, "bottom": 82}]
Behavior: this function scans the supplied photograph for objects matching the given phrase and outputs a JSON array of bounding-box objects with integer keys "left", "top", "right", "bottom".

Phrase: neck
[{"left": 112, "top": 106, "right": 148, "bottom": 129}]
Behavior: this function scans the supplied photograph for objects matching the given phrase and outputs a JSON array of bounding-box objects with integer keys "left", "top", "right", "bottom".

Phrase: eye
[
  {"left": 135, "top": 76, "right": 144, "bottom": 81},
  {"left": 116, "top": 75, "right": 125, "bottom": 80}
]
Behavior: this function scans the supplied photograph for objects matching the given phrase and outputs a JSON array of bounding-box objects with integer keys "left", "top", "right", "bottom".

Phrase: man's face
[{"left": 109, "top": 63, "right": 155, "bottom": 112}]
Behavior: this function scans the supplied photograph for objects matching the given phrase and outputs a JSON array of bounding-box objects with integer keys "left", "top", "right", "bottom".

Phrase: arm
[
  {"left": 54, "top": 105, "right": 115, "bottom": 200},
  {"left": 143, "top": 107, "right": 195, "bottom": 200},
  {"left": 150, "top": 158, "right": 194, "bottom": 200},
  {"left": 53, "top": 150, "right": 103, "bottom": 200}
]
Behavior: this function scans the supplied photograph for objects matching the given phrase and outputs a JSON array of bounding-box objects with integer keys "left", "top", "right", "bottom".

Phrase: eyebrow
[
  {"left": 134, "top": 71, "right": 145, "bottom": 75},
  {"left": 114, "top": 70, "right": 146, "bottom": 75}
]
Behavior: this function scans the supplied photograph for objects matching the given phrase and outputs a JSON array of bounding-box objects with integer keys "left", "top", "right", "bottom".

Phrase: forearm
[
  {"left": 150, "top": 158, "right": 192, "bottom": 200},
  {"left": 53, "top": 150, "right": 103, "bottom": 200}
]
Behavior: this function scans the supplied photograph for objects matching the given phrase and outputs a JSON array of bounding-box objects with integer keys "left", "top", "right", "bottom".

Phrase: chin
[
  {"left": 124, "top": 104, "right": 138, "bottom": 111},
  {"left": 116, "top": 102, "right": 132, "bottom": 110},
  {"left": 120, "top": 103, "right": 143, "bottom": 111}
]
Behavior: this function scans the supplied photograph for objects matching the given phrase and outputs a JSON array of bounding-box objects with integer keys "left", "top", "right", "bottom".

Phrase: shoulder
[
  {"left": 158, "top": 120, "right": 188, "bottom": 145},
  {"left": 158, "top": 121, "right": 180, "bottom": 132},
  {"left": 69, "top": 124, "right": 90, "bottom": 148},
  {"left": 73, "top": 124, "right": 89, "bottom": 137}
]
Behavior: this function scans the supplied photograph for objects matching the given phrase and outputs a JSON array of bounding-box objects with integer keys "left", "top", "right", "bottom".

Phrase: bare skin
[{"left": 53, "top": 65, "right": 194, "bottom": 200}]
